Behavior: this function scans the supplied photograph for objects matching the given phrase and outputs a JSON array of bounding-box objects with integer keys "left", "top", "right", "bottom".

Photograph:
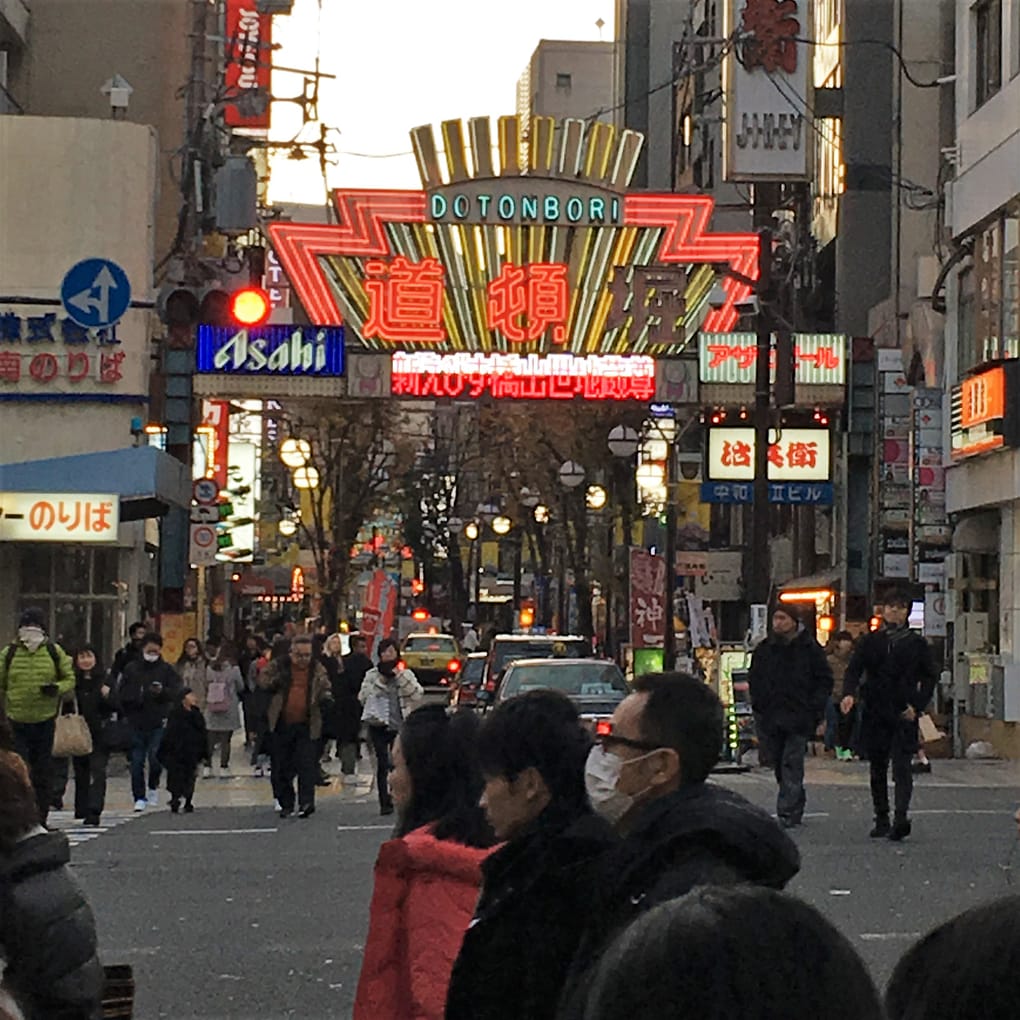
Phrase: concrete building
[
  {"left": 517, "top": 39, "right": 614, "bottom": 124},
  {"left": 941, "top": 0, "right": 1020, "bottom": 757}
]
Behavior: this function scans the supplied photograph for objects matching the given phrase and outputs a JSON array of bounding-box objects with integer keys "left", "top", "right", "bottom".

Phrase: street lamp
[
  {"left": 447, "top": 516, "right": 464, "bottom": 535},
  {"left": 492, "top": 515, "right": 512, "bottom": 536},
  {"left": 519, "top": 487, "right": 540, "bottom": 509},
  {"left": 292, "top": 465, "right": 319, "bottom": 490},
  {"left": 607, "top": 425, "right": 640, "bottom": 459},
  {"left": 464, "top": 520, "right": 479, "bottom": 541},
  {"left": 279, "top": 437, "right": 310, "bottom": 469},
  {"left": 278, "top": 518, "right": 297, "bottom": 537},
  {"left": 533, "top": 504, "right": 550, "bottom": 524},
  {"left": 586, "top": 485, "right": 608, "bottom": 511},
  {"left": 477, "top": 502, "right": 500, "bottom": 524},
  {"left": 559, "top": 460, "right": 586, "bottom": 489}
]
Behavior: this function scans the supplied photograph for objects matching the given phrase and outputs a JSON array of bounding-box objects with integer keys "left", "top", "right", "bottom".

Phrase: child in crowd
[{"left": 158, "top": 687, "right": 210, "bottom": 813}]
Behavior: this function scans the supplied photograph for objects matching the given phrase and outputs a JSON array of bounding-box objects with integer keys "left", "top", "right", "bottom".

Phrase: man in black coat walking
[
  {"left": 749, "top": 604, "right": 833, "bottom": 828},
  {"left": 842, "top": 589, "right": 938, "bottom": 841},
  {"left": 445, "top": 690, "right": 616, "bottom": 1020},
  {"left": 558, "top": 673, "right": 801, "bottom": 1018},
  {"left": 338, "top": 634, "right": 371, "bottom": 779}
]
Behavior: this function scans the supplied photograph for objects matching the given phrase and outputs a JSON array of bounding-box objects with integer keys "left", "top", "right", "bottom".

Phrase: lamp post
[
  {"left": 606, "top": 425, "right": 640, "bottom": 658},
  {"left": 557, "top": 462, "right": 587, "bottom": 635},
  {"left": 464, "top": 519, "right": 481, "bottom": 621}
]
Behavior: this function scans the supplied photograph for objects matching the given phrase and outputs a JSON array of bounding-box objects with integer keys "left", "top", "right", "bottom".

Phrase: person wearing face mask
[
  {"left": 0, "top": 608, "right": 75, "bottom": 826},
  {"left": 445, "top": 690, "right": 616, "bottom": 1020},
  {"left": 558, "top": 672, "right": 800, "bottom": 1020},
  {"left": 358, "top": 638, "right": 424, "bottom": 816},
  {"left": 118, "top": 633, "right": 181, "bottom": 812}
]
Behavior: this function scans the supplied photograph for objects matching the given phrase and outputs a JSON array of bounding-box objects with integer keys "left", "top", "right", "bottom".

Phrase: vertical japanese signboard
[
  {"left": 360, "top": 569, "right": 398, "bottom": 658},
  {"left": 912, "top": 388, "right": 950, "bottom": 591},
  {"left": 224, "top": 2, "right": 272, "bottom": 129},
  {"left": 629, "top": 548, "right": 666, "bottom": 649}
]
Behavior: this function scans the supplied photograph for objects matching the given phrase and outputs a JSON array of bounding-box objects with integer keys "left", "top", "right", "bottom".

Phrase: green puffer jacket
[{"left": 0, "top": 642, "right": 75, "bottom": 724}]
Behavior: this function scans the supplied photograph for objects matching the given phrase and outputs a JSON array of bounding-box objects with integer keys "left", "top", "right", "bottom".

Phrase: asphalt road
[{"left": 69, "top": 762, "right": 1020, "bottom": 1019}]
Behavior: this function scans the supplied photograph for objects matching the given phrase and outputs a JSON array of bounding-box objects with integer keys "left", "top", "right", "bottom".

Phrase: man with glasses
[
  {"left": 258, "top": 634, "right": 333, "bottom": 818},
  {"left": 559, "top": 672, "right": 800, "bottom": 1018}
]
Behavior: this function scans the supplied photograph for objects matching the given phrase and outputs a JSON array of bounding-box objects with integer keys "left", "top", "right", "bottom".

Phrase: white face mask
[
  {"left": 585, "top": 744, "right": 652, "bottom": 826},
  {"left": 143, "top": 651, "right": 160, "bottom": 663},
  {"left": 18, "top": 626, "right": 45, "bottom": 652}
]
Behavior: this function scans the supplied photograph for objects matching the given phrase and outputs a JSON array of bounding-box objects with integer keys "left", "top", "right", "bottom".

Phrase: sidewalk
[
  {"left": 96, "top": 734, "right": 377, "bottom": 814},
  {"left": 740, "top": 754, "right": 1020, "bottom": 789}
]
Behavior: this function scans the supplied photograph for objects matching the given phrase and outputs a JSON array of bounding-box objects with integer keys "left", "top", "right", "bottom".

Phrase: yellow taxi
[{"left": 399, "top": 632, "right": 463, "bottom": 698}]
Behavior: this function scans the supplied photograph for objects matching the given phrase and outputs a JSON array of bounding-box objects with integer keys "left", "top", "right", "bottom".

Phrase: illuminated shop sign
[
  {"left": 698, "top": 333, "right": 846, "bottom": 386},
  {"left": 390, "top": 351, "right": 656, "bottom": 401},
  {"left": 267, "top": 115, "right": 762, "bottom": 354},
  {"left": 428, "top": 180, "right": 623, "bottom": 226},
  {"left": 700, "top": 482, "right": 834, "bottom": 505},
  {"left": 0, "top": 492, "right": 119, "bottom": 543},
  {"left": 195, "top": 325, "right": 345, "bottom": 376},
  {"left": 706, "top": 427, "right": 831, "bottom": 482},
  {"left": 950, "top": 362, "right": 1020, "bottom": 460}
]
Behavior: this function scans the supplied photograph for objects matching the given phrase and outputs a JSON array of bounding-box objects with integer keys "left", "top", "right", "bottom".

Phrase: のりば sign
[{"left": 0, "top": 493, "right": 119, "bottom": 543}]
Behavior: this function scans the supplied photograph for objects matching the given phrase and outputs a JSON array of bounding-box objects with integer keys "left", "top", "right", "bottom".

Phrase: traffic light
[{"left": 229, "top": 286, "right": 272, "bottom": 326}]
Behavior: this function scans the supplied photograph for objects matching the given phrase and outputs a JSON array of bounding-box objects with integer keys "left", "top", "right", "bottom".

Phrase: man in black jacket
[
  {"left": 338, "top": 634, "right": 371, "bottom": 779},
  {"left": 445, "top": 690, "right": 616, "bottom": 1020},
  {"left": 107, "top": 621, "right": 147, "bottom": 686},
  {"left": 119, "top": 633, "right": 180, "bottom": 812},
  {"left": 841, "top": 589, "right": 938, "bottom": 841},
  {"left": 749, "top": 604, "right": 833, "bottom": 827},
  {"left": 558, "top": 673, "right": 801, "bottom": 1018}
]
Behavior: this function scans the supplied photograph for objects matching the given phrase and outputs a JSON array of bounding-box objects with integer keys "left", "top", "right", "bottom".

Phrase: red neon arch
[{"left": 268, "top": 189, "right": 759, "bottom": 333}]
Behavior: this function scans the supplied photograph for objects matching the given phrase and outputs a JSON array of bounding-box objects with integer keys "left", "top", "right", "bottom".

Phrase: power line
[{"left": 792, "top": 36, "right": 948, "bottom": 89}]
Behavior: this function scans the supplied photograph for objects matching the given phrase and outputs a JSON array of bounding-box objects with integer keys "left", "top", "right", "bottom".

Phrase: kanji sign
[
  {"left": 629, "top": 548, "right": 666, "bottom": 650},
  {"left": 950, "top": 362, "right": 1020, "bottom": 460},
  {"left": 0, "top": 492, "right": 119, "bottom": 543},
  {"left": 724, "top": 0, "right": 809, "bottom": 181},
  {"left": 488, "top": 263, "right": 569, "bottom": 344},
  {"left": 0, "top": 311, "right": 122, "bottom": 346},
  {"left": 698, "top": 333, "right": 845, "bottom": 385},
  {"left": 390, "top": 351, "right": 656, "bottom": 401},
  {"left": 706, "top": 428, "right": 831, "bottom": 482}
]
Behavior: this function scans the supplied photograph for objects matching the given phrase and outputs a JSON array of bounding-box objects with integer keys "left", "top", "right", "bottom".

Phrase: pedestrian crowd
[{"left": 0, "top": 597, "right": 1018, "bottom": 1019}]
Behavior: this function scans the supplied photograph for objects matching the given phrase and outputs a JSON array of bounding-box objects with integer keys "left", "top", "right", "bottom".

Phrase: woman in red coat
[{"left": 354, "top": 705, "right": 495, "bottom": 1020}]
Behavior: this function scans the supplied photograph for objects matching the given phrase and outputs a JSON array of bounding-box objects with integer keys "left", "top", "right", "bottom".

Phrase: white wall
[
  {"left": 0, "top": 116, "right": 157, "bottom": 463},
  {"left": 951, "top": 0, "right": 1020, "bottom": 235}
]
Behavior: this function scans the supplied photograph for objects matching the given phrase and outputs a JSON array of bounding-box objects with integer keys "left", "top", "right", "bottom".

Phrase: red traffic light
[
  {"left": 411, "top": 608, "right": 429, "bottom": 621},
  {"left": 230, "top": 286, "right": 271, "bottom": 327}
]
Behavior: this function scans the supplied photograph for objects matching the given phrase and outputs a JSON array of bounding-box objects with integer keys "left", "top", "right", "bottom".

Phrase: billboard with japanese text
[
  {"left": 0, "top": 492, "right": 119, "bottom": 543},
  {"left": 699, "top": 332, "right": 845, "bottom": 386},
  {"left": 629, "top": 548, "right": 666, "bottom": 650},
  {"left": 267, "top": 115, "right": 763, "bottom": 360},
  {"left": 224, "top": 1, "right": 272, "bottom": 129},
  {"left": 706, "top": 427, "right": 831, "bottom": 481}
]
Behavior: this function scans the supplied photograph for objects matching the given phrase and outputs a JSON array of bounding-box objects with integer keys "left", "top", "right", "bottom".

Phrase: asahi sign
[
  {"left": 195, "top": 325, "right": 345, "bottom": 377},
  {"left": 724, "top": 0, "right": 811, "bottom": 181}
]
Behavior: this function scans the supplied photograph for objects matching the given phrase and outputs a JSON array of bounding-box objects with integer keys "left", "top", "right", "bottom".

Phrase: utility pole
[
  {"left": 749, "top": 226, "right": 774, "bottom": 607},
  {"left": 663, "top": 438, "right": 678, "bottom": 670}
]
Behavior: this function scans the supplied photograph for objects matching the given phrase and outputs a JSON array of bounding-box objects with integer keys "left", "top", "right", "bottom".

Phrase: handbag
[
  {"left": 52, "top": 696, "right": 94, "bottom": 757},
  {"left": 101, "top": 714, "right": 134, "bottom": 753},
  {"left": 918, "top": 712, "right": 942, "bottom": 744},
  {"left": 362, "top": 690, "right": 391, "bottom": 728}
]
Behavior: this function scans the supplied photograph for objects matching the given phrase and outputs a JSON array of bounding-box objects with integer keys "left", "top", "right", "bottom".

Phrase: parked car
[
  {"left": 480, "top": 634, "right": 592, "bottom": 704},
  {"left": 451, "top": 651, "right": 487, "bottom": 709},
  {"left": 494, "top": 657, "right": 628, "bottom": 730},
  {"left": 399, "top": 632, "right": 463, "bottom": 698}
]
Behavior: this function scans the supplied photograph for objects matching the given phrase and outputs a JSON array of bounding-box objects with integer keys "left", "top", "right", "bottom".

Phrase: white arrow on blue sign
[{"left": 60, "top": 258, "right": 132, "bottom": 329}]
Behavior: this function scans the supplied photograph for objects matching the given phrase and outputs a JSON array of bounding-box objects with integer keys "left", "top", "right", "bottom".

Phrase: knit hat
[
  {"left": 18, "top": 607, "right": 46, "bottom": 630},
  {"left": 772, "top": 603, "right": 801, "bottom": 626}
]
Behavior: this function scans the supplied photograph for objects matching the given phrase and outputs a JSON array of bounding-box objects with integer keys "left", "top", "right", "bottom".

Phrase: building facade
[
  {"left": 517, "top": 39, "right": 614, "bottom": 123},
  {"left": 942, "top": 0, "right": 1020, "bottom": 756}
]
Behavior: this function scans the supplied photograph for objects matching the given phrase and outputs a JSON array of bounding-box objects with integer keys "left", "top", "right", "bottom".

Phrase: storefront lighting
[
  {"left": 144, "top": 423, "right": 167, "bottom": 435},
  {"left": 636, "top": 463, "right": 665, "bottom": 491},
  {"left": 779, "top": 589, "right": 833, "bottom": 603},
  {"left": 280, "top": 438, "right": 311, "bottom": 469}
]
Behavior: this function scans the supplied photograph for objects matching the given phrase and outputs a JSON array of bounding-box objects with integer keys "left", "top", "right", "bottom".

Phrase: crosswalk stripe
[{"left": 48, "top": 810, "right": 140, "bottom": 848}]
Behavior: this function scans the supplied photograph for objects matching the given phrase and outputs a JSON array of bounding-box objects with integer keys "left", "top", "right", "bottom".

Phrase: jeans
[
  {"left": 368, "top": 725, "right": 395, "bottom": 809},
  {"left": 130, "top": 727, "right": 164, "bottom": 801},
  {"left": 11, "top": 719, "right": 56, "bottom": 824},
  {"left": 274, "top": 721, "right": 316, "bottom": 812},
  {"left": 867, "top": 718, "right": 918, "bottom": 821},
  {"left": 761, "top": 727, "right": 808, "bottom": 823}
]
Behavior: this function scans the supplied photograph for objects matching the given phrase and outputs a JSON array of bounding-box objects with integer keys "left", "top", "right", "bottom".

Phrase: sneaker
[
  {"left": 146, "top": 789, "right": 159, "bottom": 807},
  {"left": 253, "top": 765, "right": 264, "bottom": 778},
  {"left": 298, "top": 804, "right": 316, "bottom": 819},
  {"left": 273, "top": 799, "right": 282, "bottom": 814},
  {"left": 202, "top": 766, "right": 211, "bottom": 779},
  {"left": 889, "top": 818, "right": 912, "bottom": 841},
  {"left": 133, "top": 799, "right": 147, "bottom": 812},
  {"left": 870, "top": 817, "right": 891, "bottom": 838}
]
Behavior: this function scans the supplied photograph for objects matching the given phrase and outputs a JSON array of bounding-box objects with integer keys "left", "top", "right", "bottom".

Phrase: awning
[{"left": 0, "top": 446, "right": 191, "bottom": 521}]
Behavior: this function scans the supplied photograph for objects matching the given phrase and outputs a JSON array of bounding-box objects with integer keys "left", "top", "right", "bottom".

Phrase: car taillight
[
  {"left": 439, "top": 677, "right": 449, "bottom": 685},
  {"left": 397, "top": 660, "right": 406, "bottom": 671},
  {"left": 595, "top": 719, "right": 612, "bottom": 737},
  {"left": 485, "top": 680, "right": 496, "bottom": 691},
  {"left": 448, "top": 659, "right": 461, "bottom": 673}
]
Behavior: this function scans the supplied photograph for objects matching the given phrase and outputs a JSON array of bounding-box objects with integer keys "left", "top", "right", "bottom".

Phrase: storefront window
[
  {"left": 53, "top": 547, "right": 90, "bottom": 595},
  {"left": 1004, "top": 205, "right": 1019, "bottom": 359},
  {"left": 957, "top": 267, "right": 977, "bottom": 376}
]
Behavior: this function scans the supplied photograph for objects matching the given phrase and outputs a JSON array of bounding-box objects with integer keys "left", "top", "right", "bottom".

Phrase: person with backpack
[
  {"left": 0, "top": 608, "right": 75, "bottom": 826},
  {"left": 203, "top": 642, "right": 245, "bottom": 778}
]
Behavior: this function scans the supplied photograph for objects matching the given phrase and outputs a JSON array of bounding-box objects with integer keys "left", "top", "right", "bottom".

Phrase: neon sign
[
  {"left": 705, "top": 427, "right": 831, "bottom": 482},
  {"left": 698, "top": 333, "right": 846, "bottom": 386},
  {"left": 196, "top": 325, "right": 345, "bottom": 376},
  {"left": 390, "top": 351, "right": 656, "bottom": 401},
  {"left": 265, "top": 115, "right": 763, "bottom": 354}
]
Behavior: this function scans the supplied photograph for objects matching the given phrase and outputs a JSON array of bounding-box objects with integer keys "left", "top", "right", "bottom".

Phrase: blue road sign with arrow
[{"left": 60, "top": 258, "right": 132, "bottom": 328}]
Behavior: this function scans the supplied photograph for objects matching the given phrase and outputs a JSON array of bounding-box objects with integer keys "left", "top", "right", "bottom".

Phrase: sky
[{"left": 268, "top": 0, "right": 614, "bottom": 205}]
